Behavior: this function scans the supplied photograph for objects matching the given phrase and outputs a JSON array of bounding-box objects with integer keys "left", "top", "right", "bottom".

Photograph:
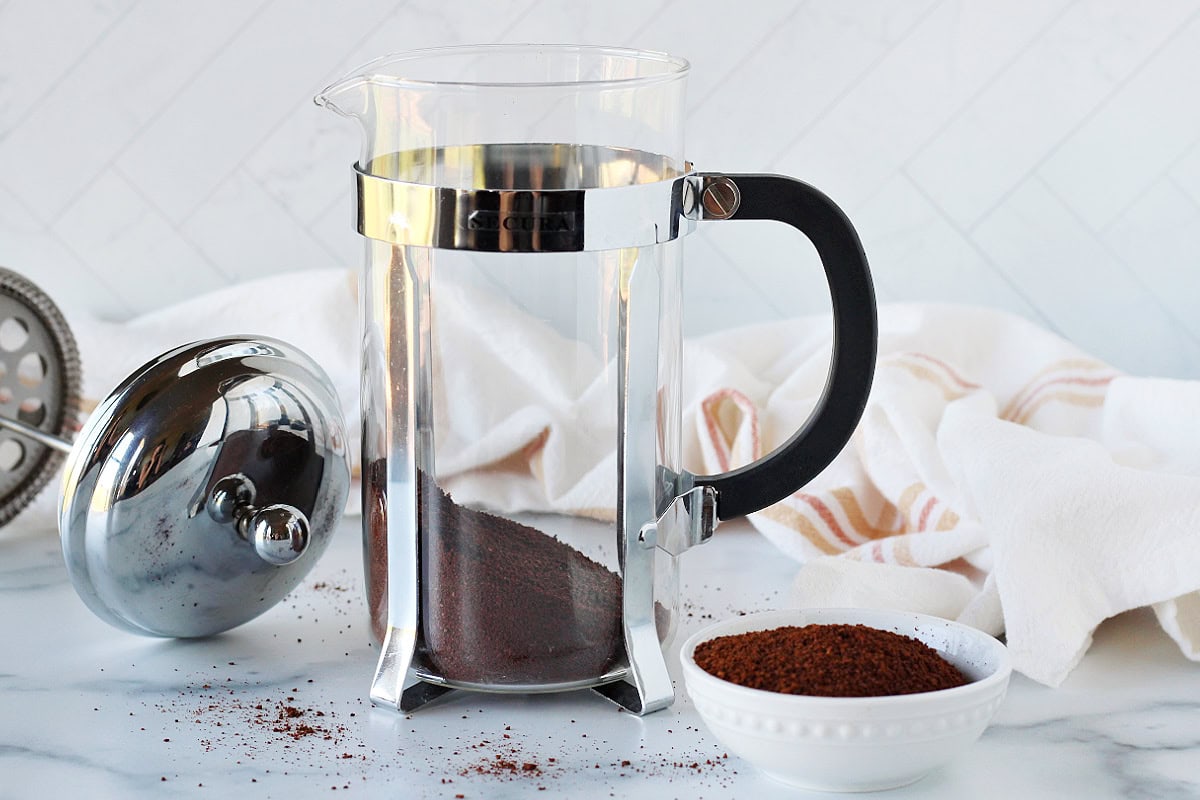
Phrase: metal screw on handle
[
  {"left": 206, "top": 475, "right": 311, "bottom": 566},
  {"left": 700, "top": 175, "right": 741, "bottom": 220}
]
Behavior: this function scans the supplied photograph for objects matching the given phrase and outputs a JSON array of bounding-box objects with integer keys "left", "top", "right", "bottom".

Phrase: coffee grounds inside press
[
  {"left": 364, "top": 462, "right": 389, "bottom": 645},
  {"left": 366, "top": 461, "right": 625, "bottom": 685}
]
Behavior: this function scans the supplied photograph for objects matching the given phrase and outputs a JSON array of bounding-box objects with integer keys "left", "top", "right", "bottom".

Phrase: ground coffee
[
  {"left": 693, "top": 624, "right": 968, "bottom": 697},
  {"left": 366, "top": 460, "right": 624, "bottom": 685}
]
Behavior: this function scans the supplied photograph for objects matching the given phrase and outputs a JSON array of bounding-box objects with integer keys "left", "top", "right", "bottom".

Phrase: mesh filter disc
[{"left": 0, "top": 268, "right": 81, "bottom": 525}]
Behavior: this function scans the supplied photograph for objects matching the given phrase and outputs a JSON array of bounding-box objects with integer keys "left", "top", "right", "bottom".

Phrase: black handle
[{"left": 692, "top": 174, "right": 877, "bottom": 520}]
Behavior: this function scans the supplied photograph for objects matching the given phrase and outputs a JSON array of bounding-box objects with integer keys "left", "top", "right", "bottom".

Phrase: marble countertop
[{"left": 3, "top": 512, "right": 1199, "bottom": 799}]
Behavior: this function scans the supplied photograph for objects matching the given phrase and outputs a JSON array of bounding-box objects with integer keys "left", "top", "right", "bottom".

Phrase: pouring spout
[{"left": 314, "top": 75, "right": 370, "bottom": 119}]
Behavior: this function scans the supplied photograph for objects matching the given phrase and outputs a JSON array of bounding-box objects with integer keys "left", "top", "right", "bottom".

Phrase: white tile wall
[{"left": 2, "top": 0, "right": 1200, "bottom": 378}]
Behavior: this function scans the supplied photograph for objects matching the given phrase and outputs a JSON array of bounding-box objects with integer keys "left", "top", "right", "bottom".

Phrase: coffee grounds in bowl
[{"left": 693, "top": 623, "right": 968, "bottom": 697}]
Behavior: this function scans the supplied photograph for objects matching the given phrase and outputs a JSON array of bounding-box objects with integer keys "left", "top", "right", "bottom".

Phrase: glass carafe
[{"left": 317, "top": 45, "right": 876, "bottom": 714}]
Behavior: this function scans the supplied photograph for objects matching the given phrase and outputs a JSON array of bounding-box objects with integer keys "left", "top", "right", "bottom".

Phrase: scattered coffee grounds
[
  {"left": 366, "top": 460, "right": 624, "bottom": 685},
  {"left": 693, "top": 624, "right": 968, "bottom": 697},
  {"left": 441, "top": 722, "right": 733, "bottom": 791},
  {"left": 460, "top": 755, "right": 543, "bottom": 779}
]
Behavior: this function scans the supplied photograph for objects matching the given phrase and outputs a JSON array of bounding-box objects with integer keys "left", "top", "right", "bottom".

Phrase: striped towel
[{"left": 693, "top": 304, "right": 1200, "bottom": 686}]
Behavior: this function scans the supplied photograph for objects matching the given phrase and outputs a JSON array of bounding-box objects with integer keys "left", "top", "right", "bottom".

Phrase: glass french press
[{"left": 318, "top": 45, "right": 877, "bottom": 715}]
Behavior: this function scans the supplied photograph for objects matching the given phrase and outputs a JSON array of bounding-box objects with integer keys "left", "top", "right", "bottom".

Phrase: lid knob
[
  {"left": 249, "top": 504, "right": 309, "bottom": 566},
  {"left": 207, "top": 474, "right": 310, "bottom": 566}
]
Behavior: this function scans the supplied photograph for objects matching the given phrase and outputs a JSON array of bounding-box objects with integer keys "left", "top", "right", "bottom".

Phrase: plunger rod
[{"left": 0, "top": 415, "right": 73, "bottom": 454}]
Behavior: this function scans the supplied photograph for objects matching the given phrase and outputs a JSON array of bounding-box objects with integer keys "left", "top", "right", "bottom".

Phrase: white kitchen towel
[
  {"left": 693, "top": 305, "right": 1200, "bottom": 687},
  {"left": 22, "top": 268, "right": 1200, "bottom": 686},
  {"left": 69, "top": 269, "right": 360, "bottom": 423}
]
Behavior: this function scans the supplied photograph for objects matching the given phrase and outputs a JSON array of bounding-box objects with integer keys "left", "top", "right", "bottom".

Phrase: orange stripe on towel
[
  {"left": 897, "top": 483, "right": 926, "bottom": 532},
  {"left": 876, "top": 501, "right": 900, "bottom": 533},
  {"left": 798, "top": 493, "right": 860, "bottom": 548},
  {"left": 701, "top": 396, "right": 732, "bottom": 472},
  {"left": 1000, "top": 358, "right": 1115, "bottom": 421},
  {"left": 700, "top": 389, "right": 759, "bottom": 472},
  {"left": 1006, "top": 375, "right": 1114, "bottom": 423},
  {"left": 1014, "top": 389, "right": 1107, "bottom": 425},
  {"left": 833, "top": 488, "right": 896, "bottom": 540},
  {"left": 916, "top": 496, "right": 938, "bottom": 532},
  {"left": 935, "top": 508, "right": 960, "bottom": 531},
  {"left": 887, "top": 352, "right": 981, "bottom": 401},
  {"left": 758, "top": 504, "right": 841, "bottom": 555},
  {"left": 907, "top": 352, "right": 981, "bottom": 391},
  {"left": 895, "top": 361, "right": 968, "bottom": 401}
]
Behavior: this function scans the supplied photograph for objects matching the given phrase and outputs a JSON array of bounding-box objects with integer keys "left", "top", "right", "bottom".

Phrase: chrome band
[{"left": 355, "top": 144, "right": 697, "bottom": 253}]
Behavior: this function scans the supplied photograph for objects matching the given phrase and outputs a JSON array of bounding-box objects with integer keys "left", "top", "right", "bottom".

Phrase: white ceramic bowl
[{"left": 680, "top": 608, "right": 1011, "bottom": 792}]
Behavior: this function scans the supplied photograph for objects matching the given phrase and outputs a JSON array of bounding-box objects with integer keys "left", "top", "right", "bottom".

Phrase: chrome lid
[{"left": 59, "top": 337, "right": 350, "bottom": 637}]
